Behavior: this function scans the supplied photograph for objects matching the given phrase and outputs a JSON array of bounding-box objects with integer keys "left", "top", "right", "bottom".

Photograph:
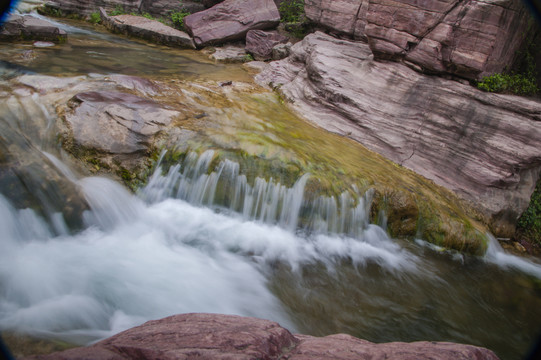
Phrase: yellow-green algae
[{"left": 145, "top": 78, "right": 489, "bottom": 255}]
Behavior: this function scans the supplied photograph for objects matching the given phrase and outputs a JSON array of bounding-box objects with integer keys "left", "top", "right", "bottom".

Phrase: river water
[{"left": 0, "top": 15, "right": 541, "bottom": 360}]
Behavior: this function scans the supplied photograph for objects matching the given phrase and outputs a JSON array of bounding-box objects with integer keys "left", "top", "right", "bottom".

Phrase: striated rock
[
  {"left": 304, "top": 0, "right": 536, "bottom": 80},
  {"left": 23, "top": 313, "right": 500, "bottom": 360},
  {"left": 202, "top": 0, "right": 224, "bottom": 8},
  {"left": 0, "top": 14, "right": 67, "bottom": 43},
  {"left": 246, "top": 30, "right": 289, "bottom": 61},
  {"left": 184, "top": 0, "right": 280, "bottom": 47},
  {"left": 41, "top": 0, "right": 140, "bottom": 17},
  {"left": 63, "top": 91, "right": 179, "bottom": 154},
  {"left": 100, "top": 9, "right": 195, "bottom": 49},
  {"left": 139, "top": 0, "right": 205, "bottom": 17},
  {"left": 272, "top": 42, "right": 291, "bottom": 60},
  {"left": 256, "top": 32, "right": 541, "bottom": 237}
]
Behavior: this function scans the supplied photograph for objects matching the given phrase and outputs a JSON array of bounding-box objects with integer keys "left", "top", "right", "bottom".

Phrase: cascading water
[{"left": 1, "top": 14, "right": 541, "bottom": 360}]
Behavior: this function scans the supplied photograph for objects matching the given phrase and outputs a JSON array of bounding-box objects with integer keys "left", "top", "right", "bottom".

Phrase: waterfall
[{"left": 141, "top": 150, "right": 374, "bottom": 238}]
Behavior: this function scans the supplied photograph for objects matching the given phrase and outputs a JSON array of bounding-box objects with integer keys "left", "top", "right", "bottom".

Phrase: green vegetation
[
  {"left": 476, "top": 73, "right": 538, "bottom": 96},
  {"left": 279, "top": 0, "right": 304, "bottom": 23},
  {"left": 89, "top": 11, "right": 101, "bottom": 24},
  {"left": 243, "top": 53, "right": 254, "bottom": 62},
  {"left": 110, "top": 5, "right": 125, "bottom": 16},
  {"left": 170, "top": 9, "right": 191, "bottom": 30},
  {"left": 517, "top": 178, "right": 541, "bottom": 245}
]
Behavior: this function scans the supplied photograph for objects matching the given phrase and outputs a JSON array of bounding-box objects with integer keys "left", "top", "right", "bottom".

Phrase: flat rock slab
[
  {"left": 208, "top": 45, "right": 247, "bottom": 63},
  {"left": 64, "top": 91, "right": 179, "bottom": 154},
  {"left": 100, "top": 9, "right": 195, "bottom": 49},
  {"left": 257, "top": 32, "right": 541, "bottom": 237},
  {"left": 184, "top": 0, "right": 280, "bottom": 47},
  {"left": 23, "top": 313, "right": 499, "bottom": 359},
  {"left": 0, "top": 14, "right": 67, "bottom": 42}
]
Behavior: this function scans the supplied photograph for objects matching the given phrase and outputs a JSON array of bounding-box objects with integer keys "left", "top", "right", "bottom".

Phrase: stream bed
[{"left": 0, "top": 16, "right": 541, "bottom": 360}]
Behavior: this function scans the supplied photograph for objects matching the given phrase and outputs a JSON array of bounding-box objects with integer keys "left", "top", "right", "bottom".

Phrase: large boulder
[
  {"left": 23, "top": 313, "right": 500, "bottom": 359},
  {"left": 256, "top": 32, "right": 541, "bottom": 237},
  {"left": 100, "top": 10, "right": 195, "bottom": 49},
  {"left": 184, "top": 0, "right": 281, "bottom": 47},
  {"left": 0, "top": 14, "right": 67, "bottom": 42},
  {"left": 304, "top": 0, "right": 536, "bottom": 80}
]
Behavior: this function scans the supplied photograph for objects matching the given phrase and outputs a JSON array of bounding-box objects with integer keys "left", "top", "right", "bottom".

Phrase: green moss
[
  {"left": 89, "top": 11, "right": 101, "bottom": 24},
  {"left": 517, "top": 178, "right": 541, "bottom": 245},
  {"left": 476, "top": 73, "right": 538, "bottom": 96},
  {"left": 170, "top": 9, "right": 191, "bottom": 30},
  {"left": 110, "top": 5, "right": 125, "bottom": 16}
]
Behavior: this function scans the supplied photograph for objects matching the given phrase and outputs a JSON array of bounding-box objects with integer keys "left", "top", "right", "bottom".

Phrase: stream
[{"left": 0, "top": 15, "right": 541, "bottom": 360}]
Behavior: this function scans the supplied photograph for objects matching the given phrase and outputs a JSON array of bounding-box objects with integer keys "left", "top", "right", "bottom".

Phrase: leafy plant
[
  {"left": 110, "top": 5, "right": 125, "bottom": 16},
  {"left": 279, "top": 0, "right": 304, "bottom": 23},
  {"left": 476, "top": 73, "right": 538, "bottom": 96},
  {"left": 89, "top": 11, "right": 101, "bottom": 24},
  {"left": 170, "top": 9, "right": 191, "bottom": 30},
  {"left": 517, "top": 179, "right": 541, "bottom": 245}
]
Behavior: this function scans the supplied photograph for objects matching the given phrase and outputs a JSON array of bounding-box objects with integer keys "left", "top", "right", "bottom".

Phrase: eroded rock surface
[
  {"left": 305, "top": 0, "right": 535, "bottom": 79},
  {"left": 100, "top": 10, "right": 195, "bottom": 49},
  {"left": 256, "top": 32, "right": 541, "bottom": 237},
  {"left": 184, "top": 0, "right": 281, "bottom": 47},
  {"left": 0, "top": 14, "right": 67, "bottom": 43},
  {"left": 63, "top": 91, "right": 179, "bottom": 154},
  {"left": 24, "top": 313, "right": 500, "bottom": 360}
]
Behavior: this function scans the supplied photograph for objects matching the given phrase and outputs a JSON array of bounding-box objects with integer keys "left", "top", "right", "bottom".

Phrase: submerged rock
[
  {"left": 184, "top": 0, "right": 281, "bottom": 47},
  {"left": 0, "top": 14, "right": 67, "bottom": 43},
  {"left": 100, "top": 9, "right": 195, "bottom": 49},
  {"left": 257, "top": 32, "right": 541, "bottom": 238},
  {"left": 23, "top": 313, "right": 500, "bottom": 359},
  {"left": 304, "top": 0, "right": 535, "bottom": 80}
]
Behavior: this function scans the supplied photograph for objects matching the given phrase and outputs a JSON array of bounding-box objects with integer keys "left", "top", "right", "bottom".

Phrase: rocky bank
[{"left": 23, "top": 313, "right": 500, "bottom": 360}]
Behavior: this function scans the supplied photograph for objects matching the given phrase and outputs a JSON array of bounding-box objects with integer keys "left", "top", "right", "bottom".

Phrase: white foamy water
[{"left": 0, "top": 153, "right": 415, "bottom": 344}]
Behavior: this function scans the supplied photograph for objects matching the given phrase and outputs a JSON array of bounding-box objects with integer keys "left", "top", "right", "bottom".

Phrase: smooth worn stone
[
  {"left": 100, "top": 10, "right": 195, "bottom": 49},
  {"left": 256, "top": 32, "right": 541, "bottom": 237},
  {"left": 245, "top": 29, "right": 289, "bottom": 61},
  {"left": 208, "top": 45, "right": 247, "bottom": 63},
  {"left": 184, "top": 0, "right": 280, "bottom": 47},
  {"left": 22, "top": 313, "right": 500, "bottom": 360},
  {"left": 272, "top": 42, "right": 291, "bottom": 60},
  {"left": 64, "top": 91, "right": 179, "bottom": 154},
  {"left": 304, "top": 0, "right": 536, "bottom": 80},
  {"left": 0, "top": 14, "right": 67, "bottom": 43}
]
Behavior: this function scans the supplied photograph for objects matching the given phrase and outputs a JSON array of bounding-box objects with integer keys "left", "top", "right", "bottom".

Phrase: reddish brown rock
[
  {"left": 246, "top": 30, "right": 289, "bottom": 61},
  {"left": 0, "top": 14, "right": 67, "bottom": 43},
  {"left": 23, "top": 313, "right": 500, "bottom": 360},
  {"left": 304, "top": 0, "right": 536, "bottom": 80},
  {"left": 184, "top": 0, "right": 280, "bottom": 47},
  {"left": 256, "top": 32, "right": 541, "bottom": 238}
]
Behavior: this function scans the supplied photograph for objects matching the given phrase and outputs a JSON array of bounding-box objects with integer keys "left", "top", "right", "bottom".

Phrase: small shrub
[
  {"left": 171, "top": 9, "right": 191, "bottom": 30},
  {"left": 279, "top": 0, "right": 304, "bottom": 23},
  {"left": 477, "top": 73, "right": 539, "bottom": 96},
  {"left": 141, "top": 12, "right": 155, "bottom": 20},
  {"left": 89, "top": 11, "right": 101, "bottom": 24},
  {"left": 110, "top": 5, "right": 125, "bottom": 16}
]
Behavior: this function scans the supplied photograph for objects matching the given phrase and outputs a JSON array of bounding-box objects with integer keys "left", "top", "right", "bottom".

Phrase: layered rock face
[
  {"left": 184, "top": 0, "right": 280, "bottom": 47},
  {"left": 256, "top": 32, "right": 541, "bottom": 237},
  {"left": 24, "top": 313, "right": 500, "bottom": 360},
  {"left": 305, "top": 0, "right": 534, "bottom": 79}
]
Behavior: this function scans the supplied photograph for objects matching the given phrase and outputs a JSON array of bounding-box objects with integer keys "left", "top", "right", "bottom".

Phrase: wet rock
[
  {"left": 371, "top": 189, "right": 419, "bottom": 238},
  {"left": 257, "top": 32, "right": 541, "bottom": 238},
  {"left": 272, "top": 42, "right": 291, "bottom": 60},
  {"left": 24, "top": 313, "right": 500, "bottom": 360},
  {"left": 63, "top": 91, "right": 179, "bottom": 154},
  {"left": 243, "top": 60, "right": 268, "bottom": 74},
  {"left": 246, "top": 30, "right": 289, "bottom": 61},
  {"left": 304, "top": 0, "right": 536, "bottom": 80},
  {"left": 208, "top": 45, "right": 248, "bottom": 63},
  {"left": 0, "top": 14, "right": 67, "bottom": 43},
  {"left": 184, "top": 0, "right": 281, "bottom": 47},
  {"left": 100, "top": 10, "right": 195, "bottom": 49}
]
